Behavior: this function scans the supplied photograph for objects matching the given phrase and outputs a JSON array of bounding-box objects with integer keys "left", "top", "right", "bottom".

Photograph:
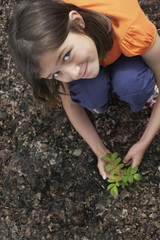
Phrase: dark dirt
[{"left": 0, "top": 0, "right": 160, "bottom": 239}]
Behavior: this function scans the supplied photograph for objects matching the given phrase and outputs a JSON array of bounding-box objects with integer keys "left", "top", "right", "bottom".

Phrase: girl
[{"left": 9, "top": 0, "right": 160, "bottom": 180}]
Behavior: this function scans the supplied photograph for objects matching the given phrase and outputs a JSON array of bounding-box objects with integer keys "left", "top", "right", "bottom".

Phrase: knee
[{"left": 111, "top": 58, "right": 155, "bottom": 98}]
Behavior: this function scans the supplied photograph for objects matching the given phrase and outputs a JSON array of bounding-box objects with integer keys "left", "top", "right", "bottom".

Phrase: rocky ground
[{"left": 0, "top": 0, "right": 160, "bottom": 239}]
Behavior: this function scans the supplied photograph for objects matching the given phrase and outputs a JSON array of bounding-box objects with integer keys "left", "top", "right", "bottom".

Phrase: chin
[{"left": 87, "top": 64, "right": 100, "bottom": 79}]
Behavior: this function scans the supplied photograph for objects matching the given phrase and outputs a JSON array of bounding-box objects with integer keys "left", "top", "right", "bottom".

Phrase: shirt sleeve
[{"left": 120, "top": 11, "right": 157, "bottom": 56}]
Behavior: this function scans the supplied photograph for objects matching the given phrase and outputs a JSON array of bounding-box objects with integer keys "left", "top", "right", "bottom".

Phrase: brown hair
[{"left": 9, "top": 0, "right": 116, "bottom": 106}]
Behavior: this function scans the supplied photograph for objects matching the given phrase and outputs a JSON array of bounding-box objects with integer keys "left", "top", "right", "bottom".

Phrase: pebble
[
  {"left": 121, "top": 208, "right": 128, "bottom": 218},
  {"left": 68, "top": 135, "right": 74, "bottom": 140},
  {"left": 149, "top": 213, "right": 157, "bottom": 218},
  {"left": 141, "top": 213, "right": 147, "bottom": 218},
  {"left": 70, "top": 148, "right": 82, "bottom": 156},
  {"left": 149, "top": 196, "right": 156, "bottom": 205},
  {"left": 49, "top": 159, "right": 56, "bottom": 165}
]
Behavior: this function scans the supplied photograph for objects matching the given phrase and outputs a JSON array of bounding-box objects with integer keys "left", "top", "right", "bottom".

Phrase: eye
[
  {"left": 63, "top": 51, "right": 71, "bottom": 61},
  {"left": 53, "top": 71, "right": 60, "bottom": 79}
]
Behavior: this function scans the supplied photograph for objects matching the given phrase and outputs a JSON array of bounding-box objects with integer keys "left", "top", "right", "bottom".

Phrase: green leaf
[
  {"left": 105, "top": 164, "right": 114, "bottom": 172},
  {"left": 110, "top": 173, "right": 118, "bottom": 179},
  {"left": 116, "top": 176, "right": 123, "bottom": 181},
  {"left": 114, "top": 167, "right": 120, "bottom": 176},
  {"left": 110, "top": 187, "right": 115, "bottom": 196},
  {"left": 108, "top": 179, "right": 116, "bottom": 183},
  {"left": 110, "top": 169, "right": 116, "bottom": 179},
  {"left": 120, "top": 176, "right": 125, "bottom": 181},
  {"left": 128, "top": 175, "right": 134, "bottom": 183},
  {"left": 113, "top": 185, "right": 118, "bottom": 195},
  {"left": 117, "top": 163, "right": 124, "bottom": 169},
  {"left": 121, "top": 182, "right": 126, "bottom": 189},
  {"left": 107, "top": 183, "right": 115, "bottom": 190},
  {"left": 114, "top": 157, "right": 122, "bottom": 166},
  {"left": 106, "top": 153, "right": 112, "bottom": 158},
  {"left": 110, "top": 168, "right": 116, "bottom": 176},
  {"left": 122, "top": 176, "right": 128, "bottom": 183},
  {"left": 110, "top": 186, "right": 118, "bottom": 196},
  {"left": 124, "top": 168, "right": 127, "bottom": 176},
  {"left": 116, "top": 182, "right": 120, "bottom": 187},
  {"left": 110, "top": 169, "right": 120, "bottom": 179},
  {"left": 101, "top": 156, "right": 112, "bottom": 162},
  {"left": 127, "top": 166, "right": 132, "bottom": 175},
  {"left": 134, "top": 173, "right": 141, "bottom": 181},
  {"left": 111, "top": 152, "right": 119, "bottom": 161},
  {"left": 130, "top": 166, "right": 138, "bottom": 175}
]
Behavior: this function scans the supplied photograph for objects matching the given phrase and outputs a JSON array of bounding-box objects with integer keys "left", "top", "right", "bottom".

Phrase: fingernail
[{"left": 103, "top": 175, "right": 106, "bottom": 180}]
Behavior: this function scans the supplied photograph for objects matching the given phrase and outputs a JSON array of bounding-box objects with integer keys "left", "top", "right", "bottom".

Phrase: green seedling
[{"left": 101, "top": 152, "right": 141, "bottom": 196}]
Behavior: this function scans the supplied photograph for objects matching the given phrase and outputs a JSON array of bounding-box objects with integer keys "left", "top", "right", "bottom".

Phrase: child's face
[{"left": 39, "top": 32, "right": 100, "bottom": 83}]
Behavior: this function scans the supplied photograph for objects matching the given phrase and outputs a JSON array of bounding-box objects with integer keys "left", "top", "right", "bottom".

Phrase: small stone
[
  {"left": 68, "top": 135, "right": 74, "bottom": 140},
  {"left": 121, "top": 208, "right": 128, "bottom": 218},
  {"left": 70, "top": 148, "right": 82, "bottom": 156},
  {"left": 149, "top": 213, "right": 156, "bottom": 218},
  {"left": 49, "top": 159, "right": 56, "bottom": 165},
  {"left": 149, "top": 196, "right": 156, "bottom": 205},
  {"left": 25, "top": 228, "right": 31, "bottom": 237},
  {"left": 141, "top": 213, "right": 147, "bottom": 218}
]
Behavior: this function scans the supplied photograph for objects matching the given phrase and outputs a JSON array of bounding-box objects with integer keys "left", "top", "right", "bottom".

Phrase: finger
[
  {"left": 123, "top": 152, "right": 132, "bottom": 164},
  {"left": 131, "top": 161, "right": 139, "bottom": 168},
  {"left": 97, "top": 162, "right": 107, "bottom": 180},
  {"left": 124, "top": 160, "right": 132, "bottom": 166}
]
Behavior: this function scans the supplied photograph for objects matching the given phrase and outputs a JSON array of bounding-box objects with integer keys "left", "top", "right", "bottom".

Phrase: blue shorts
[{"left": 68, "top": 55, "right": 155, "bottom": 113}]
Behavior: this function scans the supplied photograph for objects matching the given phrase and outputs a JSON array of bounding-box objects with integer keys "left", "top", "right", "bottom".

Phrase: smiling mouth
[{"left": 82, "top": 63, "right": 88, "bottom": 78}]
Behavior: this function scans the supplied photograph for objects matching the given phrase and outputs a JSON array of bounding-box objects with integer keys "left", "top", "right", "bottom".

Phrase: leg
[
  {"left": 68, "top": 66, "right": 111, "bottom": 113},
  {"left": 109, "top": 54, "right": 155, "bottom": 112}
]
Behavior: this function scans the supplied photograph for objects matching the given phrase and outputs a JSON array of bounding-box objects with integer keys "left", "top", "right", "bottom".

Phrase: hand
[
  {"left": 97, "top": 149, "right": 113, "bottom": 180},
  {"left": 123, "top": 141, "right": 147, "bottom": 168}
]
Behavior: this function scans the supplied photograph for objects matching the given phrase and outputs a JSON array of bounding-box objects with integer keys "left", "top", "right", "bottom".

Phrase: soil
[{"left": 0, "top": 0, "right": 160, "bottom": 239}]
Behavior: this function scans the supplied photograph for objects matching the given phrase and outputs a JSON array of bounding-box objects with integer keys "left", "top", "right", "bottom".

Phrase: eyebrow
[
  {"left": 56, "top": 47, "right": 66, "bottom": 64},
  {"left": 45, "top": 47, "right": 66, "bottom": 79}
]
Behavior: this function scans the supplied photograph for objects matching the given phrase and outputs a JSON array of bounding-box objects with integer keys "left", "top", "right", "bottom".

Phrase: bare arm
[
  {"left": 124, "top": 33, "right": 160, "bottom": 166},
  {"left": 60, "top": 84, "right": 110, "bottom": 179},
  {"left": 140, "top": 33, "right": 160, "bottom": 144}
]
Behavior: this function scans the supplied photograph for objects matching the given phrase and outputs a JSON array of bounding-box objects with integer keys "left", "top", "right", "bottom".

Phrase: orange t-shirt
[{"left": 63, "top": 0, "right": 157, "bottom": 66}]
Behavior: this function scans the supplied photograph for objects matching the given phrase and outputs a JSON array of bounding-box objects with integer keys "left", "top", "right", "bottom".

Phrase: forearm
[
  {"left": 140, "top": 33, "right": 160, "bottom": 149},
  {"left": 139, "top": 95, "right": 160, "bottom": 148},
  {"left": 61, "top": 96, "right": 108, "bottom": 157}
]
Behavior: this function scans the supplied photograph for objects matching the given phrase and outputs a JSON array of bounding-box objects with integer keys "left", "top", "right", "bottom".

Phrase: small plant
[{"left": 101, "top": 152, "right": 141, "bottom": 196}]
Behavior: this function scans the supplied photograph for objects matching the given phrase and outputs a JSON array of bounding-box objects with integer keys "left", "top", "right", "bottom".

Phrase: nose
[{"left": 64, "top": 64, "right": 81, "bottom": 81}]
